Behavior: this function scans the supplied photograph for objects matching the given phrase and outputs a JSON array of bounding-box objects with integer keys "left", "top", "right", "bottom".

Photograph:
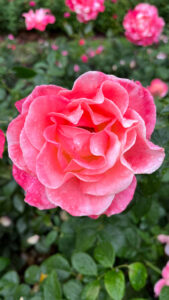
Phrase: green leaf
[
  {"left": 128, "top": 262, "right": 147, "bottom": 291},
  {"left": 94, "top": 242, "right": 115, "bottom": 268},
  {"left": 0, "top": 257, "right": 10, "bottom": 272},
  {"left": 160, "top": 286, "right": 169, "bottom": 300},
  {"left": 13, "top": 66, "right": 37, "bottom": 78},
  {"left": 72, "top": 252, "right": 97, "bottom": 276},
  {"left": 63, "top": 279, "right": 83, "bottom": 300},
  {"left": 81, "top": 280, "right": 100, "bottom": 300},
  {"left": 2, "top": 271, "right": 19, "bottom": 284},
  {"left": 41, "top": 254, "right": 71, "bottom": 281},
  {"left": 24, "top": 265, "right": 41, "bottom": 284},
  {"left": 13, "top": 284, "right": 31, "bottom": 299},
  {"left": 0, "top": 88, "right": 6, "bottom": 101},
  {"left": 104, "top": 269, "right": 125, "bottom": 300},
  {"left": 44, "top": 231, "right": 58, "bottom": 247},
  {"left": 13, "top": 194, "right": 25, "bottom": 213},
  {"left": 43, "top": 270, "right": 62, "bottom": 300}
]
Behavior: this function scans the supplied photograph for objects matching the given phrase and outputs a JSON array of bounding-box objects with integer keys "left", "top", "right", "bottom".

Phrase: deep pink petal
[
  {"left": 15, "top": 98, "right": 26, "bottom": 113},
  {"left": 13, "top": 165, "right": 55, "bottom": 209},
  {"left": 162, "top": 262, "right": 169, "bottom": 279},
  {"left": 0, "top": 130, "right": 5, "bottom": 158}
]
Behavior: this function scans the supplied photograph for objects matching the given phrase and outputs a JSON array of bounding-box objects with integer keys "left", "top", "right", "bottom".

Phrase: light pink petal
[
  {"left": 154, "top": 279, "right": 166, "bottom": 297},
  {"left": 7, "top": 114, "right": 28, "bottom": 171},
  {"left": 20, "top": 128, "right": 39, "bottom": 174},
  {"left": 165, "top": 244, "right": 169, "bottom": 256},
  {"left": 0, "top": 130, "right": 5, "bottom": 158},
  {"left": 60, "top": 71, "right": 107, "bottom": 100},
  {"left": 158, "top": 234, "right": 169, "bottom": 244},
  {"left": 101, "top": 80, "right": 129, "bottom": 115},
  {"left": 46, "top": 177, "right": 113, "bottom": 216},
  {"left": 115, "top": 78, "right": 156, "bottom": 138},
  {"left": 104, "top": 176, "right": 137, "bottom": 216},
  {"left": 25, "top": 94, "right": 68, "bottom": 150},
  {"left": 13, "top": 165, "right": 55, "bottom": 209},
  {"left": 36, "top": 142, "right": 69, "bottom": 189},
  {"left": 162, "top": 262, "right": 169, "bottom": 279},
  {"left": 124, "top": 135, "right": 165, "bottom": 174},
  {"left": 22, "top": 85, "right": 65, "bottom": 114},
  {"left": 81, "top": 161, "right": 134, "bottom": 196}
]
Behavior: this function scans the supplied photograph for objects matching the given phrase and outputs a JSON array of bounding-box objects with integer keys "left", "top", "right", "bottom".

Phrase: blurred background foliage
[{"left": 0, "top": 0, "right": 169, "bottom": 299}]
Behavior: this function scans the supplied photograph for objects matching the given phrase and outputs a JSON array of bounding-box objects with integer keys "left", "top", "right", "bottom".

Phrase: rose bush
[
  {"left": 7, "top": 71, "right": 165, "bottom": 217},
  {"left": 65, "top": 0, "right": 105, "bottom": 23},
  {"left": 123, "top": 3, "right": 165, "bottom": 46}
]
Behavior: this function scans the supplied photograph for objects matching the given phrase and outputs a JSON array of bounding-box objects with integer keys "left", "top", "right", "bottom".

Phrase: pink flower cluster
[
  {"left": 123, "top": 3, "right": 165, "bottom": 46},
  {"left": 148, "top": 79, "right": 168, "bottom": 98},
  {"left": 154, "top": 262, "right": 169, "bottom": 296},
  {"left": 65, "top": 0, "right": 105, "bottom": 22},
  {"left": 7, "top": 71, "right": 164, "bottom": 217},
  {"left": 23, "top": 8, "right": 55, "bottom": 31}
]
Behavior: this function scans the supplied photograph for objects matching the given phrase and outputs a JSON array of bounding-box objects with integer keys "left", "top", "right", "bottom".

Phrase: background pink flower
[
  {"left": 74, "top": 64, "right": 80, "bottom": 72},
  {"left": 148, "top": 79, "right": 168, "bottom": 98},
  {"left": 7, "top": 71, "right": 164, "bottom": 217},
  {"left": 123, "top": 3, "right": 165, "bottom": 46},
  {"left": 0, "top": 130, "right": 5, "bottom": 158},
  {"left": 65, "top": 0, "right": 105, "bottom": 23},
  {"left": 158, "top": 234, "right": 169, "bottom": 256},
  {"left": 23, "top": 8, "right": 55, "bottom": 31},
  {"left": 64, "top": 12, "right": 70, "bottom": 18},
  {"left": 154, "top": 262, "right": 169, "bottom": 296},
  {"left": 29, "top": 1, "right": 36, "bottom": 6},
  {"left": 81, "top": 54, "right": 88, "bottom": 62}
]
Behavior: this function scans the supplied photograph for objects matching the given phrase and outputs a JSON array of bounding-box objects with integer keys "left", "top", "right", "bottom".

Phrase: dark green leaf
[
  {"left": 72, "top": 252, "right": 97, "bottom": 276},
  {"left": 43, "top": 270, "right": 62, "bottom": 300},
  {"left": 63, "top": 279, "right": 83, "bottom": 300},
  {"left": 24, "top": 265, "right": 41, "bottom": 284},
  {"left": 0, "top": 257, "right": 10, "bottom": 272},
  {"left": 94, "top": 242, "right": 115, "bottom": 268},
  {"left": 13, "top": 66, "right": 37, "bottom": 78},
  {"left": 41, "top": 254, "right": 71, "bottom": 281}
]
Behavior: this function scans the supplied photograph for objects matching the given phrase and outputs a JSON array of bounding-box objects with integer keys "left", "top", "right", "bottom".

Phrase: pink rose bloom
[
  {"left": 51, "top": 44, "right": 59, "bottom": 51},
  {"left": 8, "top": 34, "right": 14, "bottom": 40},
  {"left": 74, "top": 64, "right": 80, "bottom": 72},
  {"left": 79, "top": 39, "right": 85, "bottom": 46},
  {"left": 123, "top": 3, "right": 165, "bottom": 46},
  {"left": 7, "top": 71, "right": 165, "bottom": 217},
  {"left": 62, "top": 50, "right": 68, "bottom": 56},
  {"left": 148, "top": 79, "right": 168, "bottom": 98},
  {"left": 81, "top": 54, "right": 88, "bottom": 63},
  {"left": 88, "top": 49, "right": 96, "bottom": 58},
  {"left": 23, "top": 8, "right": 55, "bottom": 31},
  {"left": 0, "top": 130, "right": 5, "bottom": 158},
  {"left": 29, "top": 1, "right": 36, "bottom": 6},
  {"left": 64, "top": 12, "right": 71, "bottom": 18},
  {"left": 65, "top": 0, "right": 105, "bottom": 23},
  {"left": 154, "top": 262, "right": 169, "bottom": 296},
  {"left": 96, "top": 45, "right": 104, "bottom": 54}
]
